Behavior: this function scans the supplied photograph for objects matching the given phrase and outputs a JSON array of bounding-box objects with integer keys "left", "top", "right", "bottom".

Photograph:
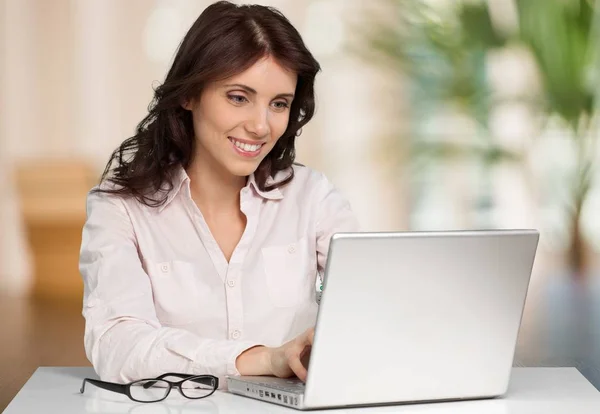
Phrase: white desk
[{"left": 3, "top": 367, "right": 600, "bottom": 413}]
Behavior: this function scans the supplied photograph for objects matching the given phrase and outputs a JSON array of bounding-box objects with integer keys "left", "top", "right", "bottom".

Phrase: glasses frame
[{"left": 80, "top": 372, "right": 219, "bottom": 403}]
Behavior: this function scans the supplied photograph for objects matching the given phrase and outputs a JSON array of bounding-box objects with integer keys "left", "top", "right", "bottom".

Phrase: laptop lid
[{"left": 303, "top": 230, "right": 539, "bottom": 409}]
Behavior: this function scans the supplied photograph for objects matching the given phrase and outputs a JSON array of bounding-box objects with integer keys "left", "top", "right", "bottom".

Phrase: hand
[
  {"left": 267, "top": 327, "right": 314, "bottom": 382},
  {"left": 235, "top": 327, "right": 314, "bottom": 381}
]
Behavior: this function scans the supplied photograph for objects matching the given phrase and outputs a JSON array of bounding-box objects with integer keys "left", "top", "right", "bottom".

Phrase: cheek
[
  {"left": 196, "top": 104, "right": 236, "bottom": 138},
  {"left": 271, "top": 114, "right": 291, "bottom": 138}
]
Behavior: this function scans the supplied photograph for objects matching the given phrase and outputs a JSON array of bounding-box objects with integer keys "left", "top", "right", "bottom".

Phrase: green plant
[{"left": 354, "top": 0, "right": 599, "bottom": 276}]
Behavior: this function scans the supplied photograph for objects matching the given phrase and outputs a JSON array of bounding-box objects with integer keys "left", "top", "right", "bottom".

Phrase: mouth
[{"left": 228, "top": 137, "right": 265, "bottom": 158}]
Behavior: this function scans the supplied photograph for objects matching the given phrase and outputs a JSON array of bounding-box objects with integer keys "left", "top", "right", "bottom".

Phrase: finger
[
  {"left": 307, "top": 328, "right": 315, "bottom": 345},
  {"left": 288, "top": 353, "right": 308, "bottom": 382},
  {"left": 300, "top": 345, "right": 311, "bottom": 370}
]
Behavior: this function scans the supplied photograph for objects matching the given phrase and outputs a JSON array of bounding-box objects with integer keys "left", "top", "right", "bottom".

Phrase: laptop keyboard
[{"left": 257, "top": 378, "right": 306, "bottom": 393}]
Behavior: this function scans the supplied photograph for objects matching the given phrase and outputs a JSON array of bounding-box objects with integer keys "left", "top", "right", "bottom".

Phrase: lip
[
  {"left": 228, "top": 136, "right": 265, "bottom": 158},
  {"left": 228, "top": 136, "right": 266, "bottom": 146}
]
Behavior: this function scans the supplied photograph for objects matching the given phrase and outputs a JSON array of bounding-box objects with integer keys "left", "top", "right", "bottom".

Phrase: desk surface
[{"left": 3, "top": 367, "right": 600, "bottom": 414}]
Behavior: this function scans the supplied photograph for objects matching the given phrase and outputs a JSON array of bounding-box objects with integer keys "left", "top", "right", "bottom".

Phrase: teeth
[{"left": 232, "top": 139, "right": 261, "bottom": 152}]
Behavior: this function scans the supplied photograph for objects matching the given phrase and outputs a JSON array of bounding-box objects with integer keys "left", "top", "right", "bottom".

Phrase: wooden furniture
[{"left": 14, "top": 160, "right": 97, "bottom": 302}]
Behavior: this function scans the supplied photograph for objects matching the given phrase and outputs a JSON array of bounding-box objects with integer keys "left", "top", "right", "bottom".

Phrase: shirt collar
[
  {"left": 156, "top": 165, "right": 286, "bottom": 213},
  {"left": 246, "top": 171, "right": 285, "bottom": 201}
]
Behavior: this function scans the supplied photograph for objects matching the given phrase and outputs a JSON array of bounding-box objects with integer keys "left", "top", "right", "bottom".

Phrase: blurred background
[{"left": 0, "top": 0, "right": 599, "bottom": 410}]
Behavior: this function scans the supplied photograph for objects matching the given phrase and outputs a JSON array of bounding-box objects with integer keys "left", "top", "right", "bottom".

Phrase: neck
[{"left": 186, "top": 155, "right": 247, "bottom": 216}]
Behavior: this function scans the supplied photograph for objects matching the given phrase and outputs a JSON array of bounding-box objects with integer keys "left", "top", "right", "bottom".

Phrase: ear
[{"left": 181, "top": 98, "right": 193, "bottom": 111}]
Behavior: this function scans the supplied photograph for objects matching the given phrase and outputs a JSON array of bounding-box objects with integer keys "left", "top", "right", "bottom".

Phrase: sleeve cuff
[{"left": 226, "top": 341, "right": 264, "bottom": 377}]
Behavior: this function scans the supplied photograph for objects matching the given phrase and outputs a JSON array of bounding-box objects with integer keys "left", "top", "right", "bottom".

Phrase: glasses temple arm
[{"left": 80, "top": 378, "right": 127, "bottom": 395}]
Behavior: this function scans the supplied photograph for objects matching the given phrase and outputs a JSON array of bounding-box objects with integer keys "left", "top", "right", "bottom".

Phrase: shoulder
[
  {"left": 270, "top": 164, "right": 354, "bottom": 217},
  {"left": 277, "top": 164, "right": 337, "bottom": 197},
  {"left": 88, "top": 179, "right": 163, "bottom": 211},
  {"left": 85, "top": 181, "right": 136, "bottom": 220},
  {"left": 82, "top": 183, "right": 146, "bottom": 244},
  {"left": 284, "top": 165, "right": 359, "bottom": 232},
  {"left": 87, "top": 180, "right": 124, "bottom": 205}
]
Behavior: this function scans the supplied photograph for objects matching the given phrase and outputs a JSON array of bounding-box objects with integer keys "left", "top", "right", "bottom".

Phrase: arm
[
  {"left": 315, "top": 176, "right": 360, "bottom": 273},
  {"left": 80, "top": 190, "right": 263, "bottom": 383}
]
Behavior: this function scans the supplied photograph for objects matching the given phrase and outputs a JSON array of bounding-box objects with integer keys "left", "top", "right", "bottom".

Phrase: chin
[{"left": 226, "top": 160, "right": 262, "bottom": 177}]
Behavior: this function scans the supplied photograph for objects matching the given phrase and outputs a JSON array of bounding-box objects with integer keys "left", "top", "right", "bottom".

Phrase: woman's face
[{"left": 184, "top": 56, "right": 297, "bottom": 178}]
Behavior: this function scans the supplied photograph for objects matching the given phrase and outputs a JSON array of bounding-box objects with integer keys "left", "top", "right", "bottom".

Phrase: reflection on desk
[{"left": 4, "top": 367, "right": 600, "bottom": 413}]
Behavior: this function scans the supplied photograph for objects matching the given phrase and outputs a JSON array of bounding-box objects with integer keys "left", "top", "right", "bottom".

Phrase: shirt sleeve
[
  {"left": 314, "top": 176, "right": 360, "bottom": 273},
  {"left": 79, "top": 189, "right": 261, "bottom": 385}
]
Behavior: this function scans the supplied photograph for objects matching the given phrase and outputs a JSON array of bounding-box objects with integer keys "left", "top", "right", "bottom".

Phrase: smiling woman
[
  {"left": 79, "top": 0, "right": 359, "bottom": 388},
  {"left": 96, "top": 1, "right": 318, "bottom": 205},
  {"left": 182, "top": 57, "right": 297, "bottom": 179}
]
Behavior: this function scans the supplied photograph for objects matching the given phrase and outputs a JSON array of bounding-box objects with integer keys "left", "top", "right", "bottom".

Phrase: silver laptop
[{"left": 227, "top": 230, "right": 539, "bottom": 410}]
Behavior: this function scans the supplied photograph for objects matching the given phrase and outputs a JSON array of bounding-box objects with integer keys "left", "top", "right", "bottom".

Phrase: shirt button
[
  {"left": 288, "top": 245, "right": 296, "bottom": 254},
  {"left": 231, "top": 330, "right": 241, "bottom": 340},
  {"left": 161, "top": 264, "right": 169, "bottom": 273},
  {"left": 227, "top": 280, "right": 235, "bottom": 288}
]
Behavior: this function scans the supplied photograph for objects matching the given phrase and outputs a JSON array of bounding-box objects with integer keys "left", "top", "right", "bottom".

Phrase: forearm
[
  {"left": 235, "top": 345, "right": 273, "bottom": 376},
  {"left": 86, "top": 319, "right": 261, "bottom": 384}
]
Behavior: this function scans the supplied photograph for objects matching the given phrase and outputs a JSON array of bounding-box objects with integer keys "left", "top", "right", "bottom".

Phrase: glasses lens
[
  {"left": 180, "top": 376, "right": 216, "bottom": 399},
  {"left": 129, "top": 379, "right": 170, "bottom": 402}
]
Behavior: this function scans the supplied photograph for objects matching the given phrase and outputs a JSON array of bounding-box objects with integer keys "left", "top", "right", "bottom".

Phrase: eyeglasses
[{"left": 80, "top": 373, "right": 219, "bottom": 403}]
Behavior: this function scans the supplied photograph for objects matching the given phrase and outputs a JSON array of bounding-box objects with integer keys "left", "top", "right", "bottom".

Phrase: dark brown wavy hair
[{"left": 96, "top": 1, "right": 321, "bottom": 207}]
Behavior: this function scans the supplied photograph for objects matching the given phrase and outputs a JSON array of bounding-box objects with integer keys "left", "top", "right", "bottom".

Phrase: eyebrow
[{"left": 223, "top": 83, "right": 295, "bottom": 100}]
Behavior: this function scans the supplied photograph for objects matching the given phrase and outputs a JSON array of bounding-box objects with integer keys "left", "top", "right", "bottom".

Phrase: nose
[{"left": 244, "top": 106, "right": 270, "bottom": 138}]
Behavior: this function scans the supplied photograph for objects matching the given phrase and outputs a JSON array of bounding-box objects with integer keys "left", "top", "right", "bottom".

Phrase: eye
[
  {"left": 227, "top": 94, "right": 248, "bottom": 104},
  {"left": 272, "top": 101, "right": 290, "bottom": 111}
]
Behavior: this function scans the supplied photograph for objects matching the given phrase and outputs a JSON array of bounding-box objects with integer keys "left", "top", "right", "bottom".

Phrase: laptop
[{"left": 227, "top": 230, "right": 539, "bottom": 410}]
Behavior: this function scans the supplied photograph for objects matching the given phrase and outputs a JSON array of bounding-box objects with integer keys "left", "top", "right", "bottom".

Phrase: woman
[{"left": 80, "top": 0, "right": 358, "bottom": 386}]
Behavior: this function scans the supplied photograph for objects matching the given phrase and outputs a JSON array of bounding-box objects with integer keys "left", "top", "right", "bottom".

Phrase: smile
[{"left": 228, "top": 137, "right": 265, "bottom": 157}]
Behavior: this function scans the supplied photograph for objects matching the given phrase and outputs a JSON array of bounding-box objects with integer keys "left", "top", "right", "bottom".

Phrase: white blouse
[{"left": 79, "top": 164, "right": 359, "bottom": 385}]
